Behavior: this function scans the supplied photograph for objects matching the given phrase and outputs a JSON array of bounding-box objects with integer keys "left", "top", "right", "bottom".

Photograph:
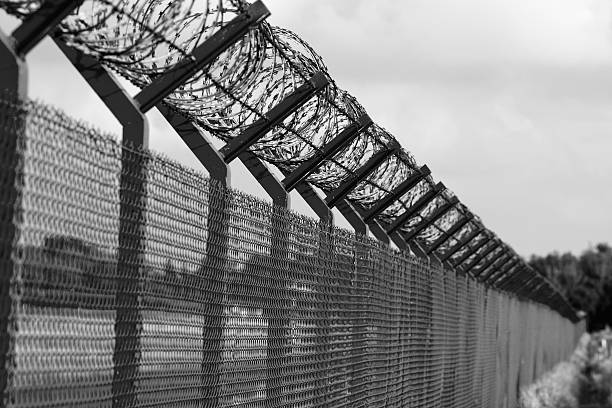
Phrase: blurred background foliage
[{"left": 529, "top": 243, "right": 612, "bottom": 332}]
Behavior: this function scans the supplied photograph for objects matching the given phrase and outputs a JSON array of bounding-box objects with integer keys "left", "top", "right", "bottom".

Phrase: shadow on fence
[{"left": 0, "top": 97, "right": 585, "bottom": 407}]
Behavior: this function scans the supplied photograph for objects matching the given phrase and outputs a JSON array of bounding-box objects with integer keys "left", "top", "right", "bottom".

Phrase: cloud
[
  {"left": 267, "top": 0, "right": 612, "bottom": 78},
  {"left": 2, "top": 1, "right": 611, "bottom": 255},
  {"left": 266, "top": 0, "right": 612, "bottom": 255}
]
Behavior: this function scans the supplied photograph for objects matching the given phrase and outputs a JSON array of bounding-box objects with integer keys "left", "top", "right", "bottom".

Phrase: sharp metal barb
[
  {"left": 484, "top": 255, "right": 516, "bottom": 283},
  {"left": 426, "top": 212, "right": 473, "bottom": 254},
  {"left": 440, "top": 227, "right": 483, "bottom": 262},
  {"left": 282, "top": 114, "right": 372, "bottom": 192},
  {"left": 363, "top": 165, "right": 431, "bottom": 223},
  {"left": 12, "top": 0, "right": 83, "bottom": 56},
  {"left": 220, "top": 71, "right": 329, "bottom": 163},
  {"left": 325, "top": 142, "right": 399, "bottom": 208},
  {"left": 135, "top": 1, "right": 270, "bottom": 113},
  {"left": 477, "top": 252, "right": 511, "bottom": 282},
  {"left": 386, "top": 182, "right": 446, "bottom": 235},
  {"left": 464, "top": 240, "right": 500, "bottom": 274},
  {"left": 451, "top": 235, "right": 490, "bottom": 266},
  {"left": 402, "top": 196, "right": 459, "bottom": 243}
]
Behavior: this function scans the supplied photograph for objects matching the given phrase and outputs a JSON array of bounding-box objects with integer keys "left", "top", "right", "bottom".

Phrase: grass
[{"left": 520, "top": 328, "right": 612, "bottom": 408}]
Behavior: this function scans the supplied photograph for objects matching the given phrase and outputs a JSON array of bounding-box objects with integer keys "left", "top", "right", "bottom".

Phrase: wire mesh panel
[{"left": 0, "top": 97, "right": 584, "bottom": 407}]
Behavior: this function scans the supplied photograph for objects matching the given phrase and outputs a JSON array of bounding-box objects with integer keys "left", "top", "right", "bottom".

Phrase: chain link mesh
[{"left": 0, "top": 97, "right": 584, "bottom": 407}]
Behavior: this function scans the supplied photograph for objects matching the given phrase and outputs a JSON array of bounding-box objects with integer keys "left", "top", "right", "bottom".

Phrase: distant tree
[
  {"left": 529, "top": 243, "right": 612, "bottom": 331},
  {"left": 37, "top": 235, "right": 116, "bottom": 308}
]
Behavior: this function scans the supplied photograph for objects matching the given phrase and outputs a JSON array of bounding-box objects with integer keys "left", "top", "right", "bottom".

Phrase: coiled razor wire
[
  {"left": 0, "top": 96, "right": 582, "bottom": 407},
  {"left": 0, "top": 0, "right": 567, "bottom": 290}
]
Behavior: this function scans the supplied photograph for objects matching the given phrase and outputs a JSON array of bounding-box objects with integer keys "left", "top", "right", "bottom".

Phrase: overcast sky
[{"left": 2, "top": 0, "right": 611, "bottom": 256}]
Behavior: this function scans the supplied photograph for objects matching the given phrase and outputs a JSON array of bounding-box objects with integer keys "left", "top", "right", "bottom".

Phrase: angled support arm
[
  {"left": 325, "top": 142, "right": 399, "bottom": 208},
  {"left": 492, "top": 259, "right": 520, "bottom": 287},
  {"left": 282, "top": 114, "right": 372, "bottom": 191},
  {"left": 363, "top": 164, "right": 431, "bottom": 223},
  {"left": 452, "top": 236, "right": 490, "bottom": 267},
  {"left": 484, "top": 255, "right": 517, "bottom": 283},
  {"left": 386, "top": 182, "right": 445, "bottom": 235},
  {"left": 220, "top": 72, "right": 329, "bottom": 163},
  {"left": 475, "top": 251, "right": 510, "bottom": 281},
  {"left": 156, "top": 104, "right": 230, "bottom": 185},
  {"left": 134, "top": 1, "right": 270, "bottom": 112},
  {"left": 335, "top": 199, "right": 368, "bottom": 236},
  {"left": 402, "top": 196, "right": 459, "bottom": 243},
  {"left": 279, "top": 169, "right": 333, "bottom": 223},
  {"left": 426, "top": 212, "right": 473, "bottom": 254},
  {"left": 293, "top": 182, "right": 333, "bottom": 224},
  {"left": 54, "top": 39, "right": 148, "bottom": 146},
  {"left": 440, "top": 227, "right": 483, "bottom": 262},
  {"left": 463, "top": 240, "right": 500, "bottom": 273},
  {"left": 239, "top": 151, "right": 288, "bottom": 208},
  {"left": 12, "top": 0, "right": 83, "bottom": 56}
]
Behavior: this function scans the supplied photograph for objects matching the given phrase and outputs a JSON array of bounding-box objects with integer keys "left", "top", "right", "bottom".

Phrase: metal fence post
[
  {"left": 0, "top": 30, "right": 27, "bottom": 408},
  {"left": 52, "top": 42, "right": 149, "bottom": 407}
]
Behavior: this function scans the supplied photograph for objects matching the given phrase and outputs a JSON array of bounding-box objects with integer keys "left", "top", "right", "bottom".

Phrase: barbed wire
[{"left": 0, "top": 0, "right": 528, "bottom": 272}]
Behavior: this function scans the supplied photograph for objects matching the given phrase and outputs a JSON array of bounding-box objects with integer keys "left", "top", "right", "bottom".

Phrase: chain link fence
[{"left": 0, "top": 97, "right": 584, "bottom": 407}]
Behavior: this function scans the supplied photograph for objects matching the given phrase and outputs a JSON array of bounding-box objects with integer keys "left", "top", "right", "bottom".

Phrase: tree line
[{"left": 528, "top": 243, "right": 612, "bottom": 332}]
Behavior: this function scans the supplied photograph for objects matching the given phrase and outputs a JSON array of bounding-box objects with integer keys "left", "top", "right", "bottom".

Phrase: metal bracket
[
  {"left": 12, "top": 0, "right": 83, "bottom": 56},
  {"left": 55, "top": 39, "right": 148, "bottom": 146},
  {"left": 156, "top": 104, "right": 230, "bottom": 185},
  {"left": 363, "top": 164, "right": 431, "bottom": 223},
  {"left": 0, "top": 30, "right": 28, "bottom": 95},
  {"left": 325, "top": 141, "right": 399, "bottom": 208},
  {"left": 0, "top": 24, "right": 28, "bottom": 404},
  {"left": 426, "top": 212, "right": 473, "bottom": 254},
  {"left": 387, "top": 182, "right": 445, "bottom": 235},
  {"left": 282, "top": 114, "right": 372, "bottom": 191},
  {"left": 440, "top": 227, "right": 483, "bottom": 262},
  {"left": 220, "top": 71, "right": 329, "bottom": 163},
  {"left": 134, "top": 1, "right": 270, "bottom": 113},
  {"left": 483, "top": 255, "right": 515, "bottom": 283},
  {"left": 475, "top": 251, "right": 509, "bottom": 282},
  {"left": 54, "top": 39, "right": 149, "bottom": 408},
  {"left": 493, "top": 260, "right": 520, "bottom": 288},
  {"left": 402, "top": 196, "right": 459, "bottom": 242},
  {"left": 239, "top": 151, "right": 289, "bottom": 208},
  {"left": 293, "top": 182, "right": 333, "bottom": 223},
  {"left": 450, "top": 234, "right": 489, "bottom": 266},
  {"left": 335, "top": 198, "right": 368, "bottom": 236},
  {"left": 502, "top": 268, "right": 529, "bottom": 292},
  {"left": 463, "top": 240, "right": 500, "bottom": 274}
]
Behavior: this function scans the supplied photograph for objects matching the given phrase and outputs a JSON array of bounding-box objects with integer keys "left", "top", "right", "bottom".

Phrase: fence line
[
  {"left": 0, "top": 97, "right": 584, "bottom": 407},
  {"left": 0, "top": 0, "right": 578, "bottom": 316}
]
